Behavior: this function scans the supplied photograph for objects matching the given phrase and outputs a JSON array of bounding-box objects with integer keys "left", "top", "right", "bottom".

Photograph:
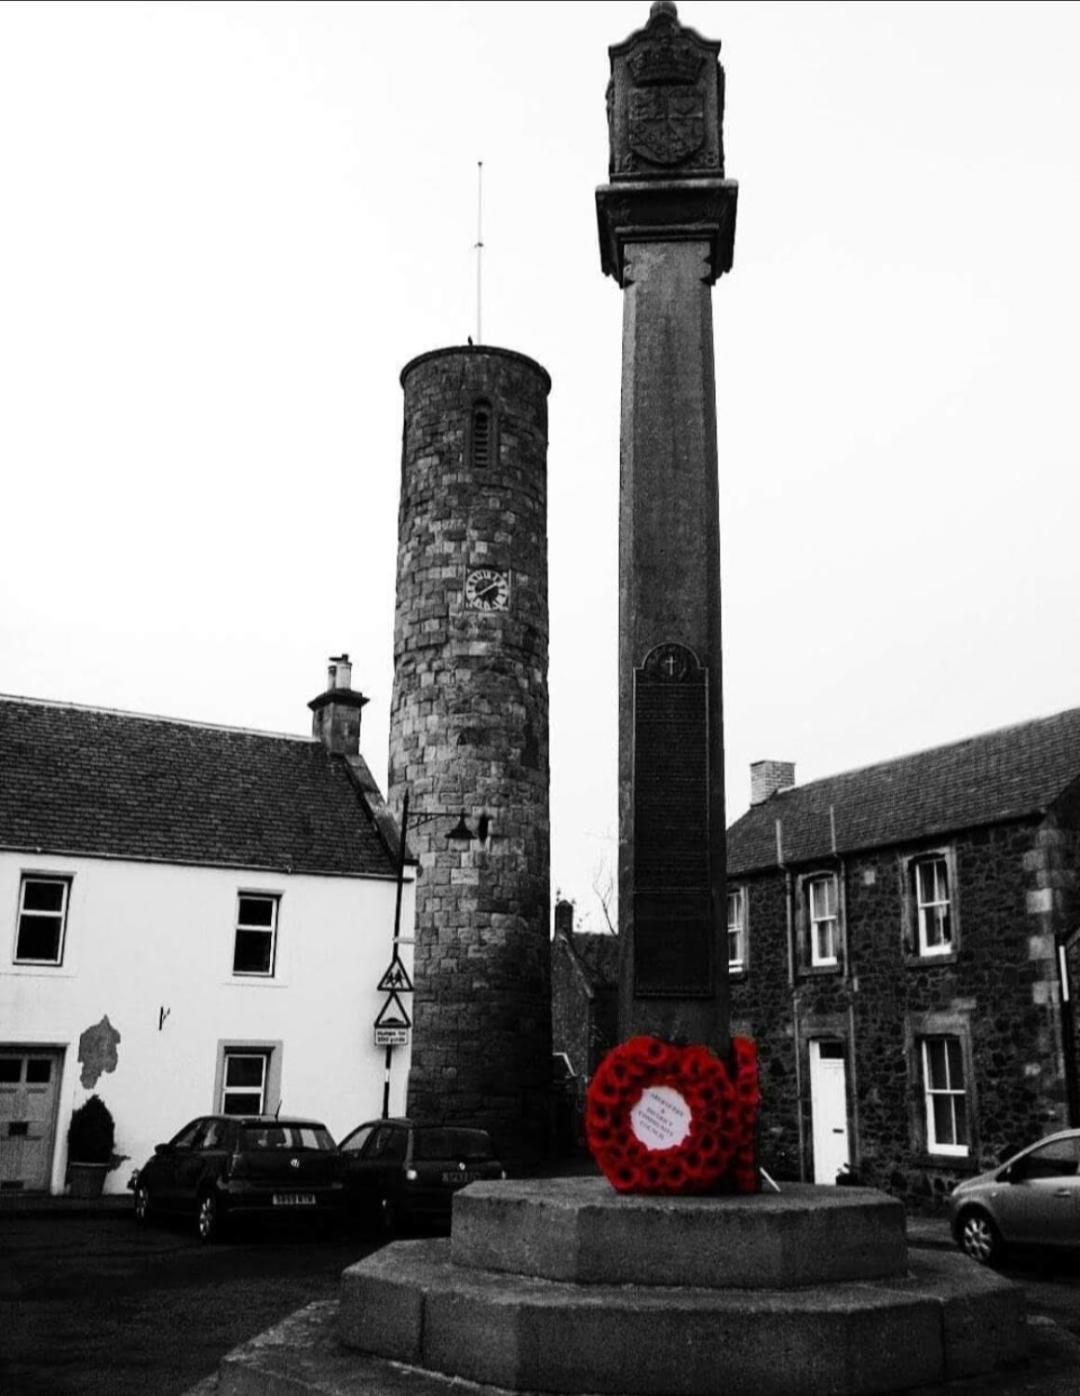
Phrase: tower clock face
[{"left": 465, "top": 567, "right": 510, "bottom": 612}]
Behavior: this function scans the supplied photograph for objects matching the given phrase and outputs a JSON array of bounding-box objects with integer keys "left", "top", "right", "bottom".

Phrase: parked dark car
[
  {"left": 132, "top": 1114, "right": 344, "bottom": 1242},
  {"left": 338, "top": 1117, "right": 505, "bottom": 1232},
  {"left": 947, "top": 1128, "right": 1080, "bottom": 1265}
]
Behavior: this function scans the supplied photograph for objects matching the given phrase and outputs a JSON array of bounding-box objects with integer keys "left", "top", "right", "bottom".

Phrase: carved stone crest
[
  {"left": 629, "top": 87, "right": 705, "bottom": 167},
  {"left": 605, "top": 1, "right": 725, "bottom": 181}
]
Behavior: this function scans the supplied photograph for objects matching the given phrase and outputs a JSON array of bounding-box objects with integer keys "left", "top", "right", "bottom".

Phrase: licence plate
[
  {"left": 441, "top": 1171, "right": 480, "bottom": 1186},
  {"left": 273, "top": 1192, "right": 316, "bottom": 1207}
]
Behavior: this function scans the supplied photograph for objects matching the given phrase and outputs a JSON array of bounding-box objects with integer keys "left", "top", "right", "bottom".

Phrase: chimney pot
[
  {"left": 328, "top": 654, "right": 352, "bottom": 691},
  {"left": 750, "top": 760, "right": 795, "bottom": 807}
]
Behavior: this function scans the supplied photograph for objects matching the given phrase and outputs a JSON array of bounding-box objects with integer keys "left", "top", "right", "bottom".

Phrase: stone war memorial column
[
  {"left": 597, "top": 0, "right": 737, "bottom": 1051},
  {"left": 214, "top": 10, "right": 1028, "bottom": 1390}
]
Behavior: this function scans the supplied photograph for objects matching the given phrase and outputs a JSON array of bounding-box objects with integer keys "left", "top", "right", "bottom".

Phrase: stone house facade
[
  {"left": 551, "top": 900, "right": 618, "bottom": 1083},
  {"left": 725, "top": 709, "right": 1080, "bottom": 1205},
  {"left": 550, "top": 900, "right": 618, "bottom": 1152},
  {"left": 0, "top": 657, "right": 413, "bottom": 1196}
]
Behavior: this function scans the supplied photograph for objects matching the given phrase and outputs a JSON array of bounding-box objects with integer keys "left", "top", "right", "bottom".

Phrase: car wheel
[
  {"left": 134, "top": 1182, "right": 153, "bottom": 1227},
  {"left": 958, "top": 1208, "right": 1002, "bottom": 1266},
  {"left": 197, "top": 1190, "right": 224, "bottom": 1244}
]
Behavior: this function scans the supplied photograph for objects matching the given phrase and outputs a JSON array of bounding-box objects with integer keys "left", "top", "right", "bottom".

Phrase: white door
[
  {"left": 809, "top": 1039, "right": 850, "bottom": 1185},
  {"left": 0, "top": 1049, "right": 63, "bottom": 1193}
]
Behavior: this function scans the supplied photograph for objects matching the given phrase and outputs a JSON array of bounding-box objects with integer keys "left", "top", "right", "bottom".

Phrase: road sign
[
  {"left": 377, "top": 953, "right": 414, "bottom": 994},
  {"left": 374, "top": 991, "right": 412, "bottom": 1031},
  {"left": 374, "top": 1026, "right": 410, "bottom": 1047}
]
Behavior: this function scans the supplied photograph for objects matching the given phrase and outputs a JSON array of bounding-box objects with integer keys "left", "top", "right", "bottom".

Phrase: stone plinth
[
  {"left": 450, "top": 1176, "right": 907, "bottom": 1287},
  {"left": 336, "top": 1226, "right": 1024, "bottom": 1396}
]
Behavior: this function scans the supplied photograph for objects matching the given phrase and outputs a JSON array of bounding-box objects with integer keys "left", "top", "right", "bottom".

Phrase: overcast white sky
[{"left": 2, "top": 1, "right": 1078, "bottom": 932}]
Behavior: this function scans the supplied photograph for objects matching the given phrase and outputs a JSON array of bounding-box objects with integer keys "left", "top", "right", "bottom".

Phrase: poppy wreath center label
[
  {"left": 585, "top": 1035, "right": 760, "bottom": 1195},
  {"left": 630, "top": 1085, "right": 691, "bottom": 1150}
]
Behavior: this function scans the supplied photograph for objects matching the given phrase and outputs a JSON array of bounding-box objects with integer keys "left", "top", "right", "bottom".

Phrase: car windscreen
[
  {"left": 412, "top": 1128, "right": 494, "bottom": 1162},
  {"left": 240, "top": 1125, "right": 336, "bottom": 1152}
]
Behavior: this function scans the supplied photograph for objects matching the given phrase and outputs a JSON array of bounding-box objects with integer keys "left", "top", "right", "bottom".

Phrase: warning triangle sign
[
  {"left": 377, "top": 953, "right": 414, "bottom": 994},
  {"left": 374, "top": 992, "right": 412, "bottom": 1030}
]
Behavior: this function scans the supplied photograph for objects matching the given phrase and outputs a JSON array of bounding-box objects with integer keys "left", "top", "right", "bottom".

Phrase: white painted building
[{"left": 0, "top": 657, "right": 415, "bottom": 1196}]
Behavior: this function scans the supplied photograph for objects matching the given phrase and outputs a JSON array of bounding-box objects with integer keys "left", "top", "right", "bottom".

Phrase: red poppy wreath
[{"left": 585, "top": 1035, "right": 760, "bottom": 1195}]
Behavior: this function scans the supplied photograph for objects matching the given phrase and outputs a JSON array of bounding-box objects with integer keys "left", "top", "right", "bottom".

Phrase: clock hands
[{"left": 465, "top": 568, "right": 509, "bottom": 610}]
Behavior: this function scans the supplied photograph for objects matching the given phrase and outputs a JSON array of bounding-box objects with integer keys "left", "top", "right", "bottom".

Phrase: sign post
[
  {"left": 375, "top": 792, "right": 477, "bottom": 1116},
  {"left": 377, "top": 792, "right": 416, "bottom": 1118}
]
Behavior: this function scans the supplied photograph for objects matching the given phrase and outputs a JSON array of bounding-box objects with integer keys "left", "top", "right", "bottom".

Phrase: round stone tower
[{"left": 389, "top": 345, "right": 552, "bottom": 1165}]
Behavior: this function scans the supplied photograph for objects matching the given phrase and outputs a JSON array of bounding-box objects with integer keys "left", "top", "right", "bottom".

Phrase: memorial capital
[{"left": 598, "top": 2, "right": 738, "bottom": 289}]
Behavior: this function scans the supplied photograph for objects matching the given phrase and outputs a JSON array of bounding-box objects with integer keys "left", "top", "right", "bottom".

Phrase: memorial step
[{"left": 337, "top": 1238, "right": 1024, "bottom": 1396}]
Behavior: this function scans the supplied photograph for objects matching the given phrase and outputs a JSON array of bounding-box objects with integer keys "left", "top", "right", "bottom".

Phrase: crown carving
[{"left": 628, "top": 36, "right": 704, "bottom": 87}]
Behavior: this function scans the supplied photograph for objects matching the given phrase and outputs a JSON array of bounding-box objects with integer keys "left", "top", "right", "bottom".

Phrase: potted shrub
[{"left": 66, "top": 1095, "right": 115, "bottom": 1198}]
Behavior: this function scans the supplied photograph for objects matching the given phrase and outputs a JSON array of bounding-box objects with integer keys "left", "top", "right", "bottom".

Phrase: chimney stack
[
  {"left": 309, "top": 653, "right": 368, "bottom": 757},
  {"left": 750, "top": 760, "right": 795, "bottom": 807},
  {"left": 554, "top": 899, "right": 574, "bottom": 939}
]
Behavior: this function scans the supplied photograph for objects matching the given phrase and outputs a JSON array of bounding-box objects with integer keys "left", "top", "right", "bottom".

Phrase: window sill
[
  {"left": 224, "top": 977, "right": 289, "bottom": 989},
  {"left": 4, "top": 963, "right": 77, "bottom": 979},
  {"left": 798, "top": 963, "right": 844, "bottom": 979},
  {"left": 914, "top": 1151, "right": 977, "bottom": 1173},
  {"left": 905, "top": 952, "right": 959, "bottom": 969},
  {"left": 728, "top": 967, "right": 748, "bottom": 982}
]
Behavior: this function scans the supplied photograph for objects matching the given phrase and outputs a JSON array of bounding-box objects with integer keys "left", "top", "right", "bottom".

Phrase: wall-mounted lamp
[
  {"left": 446, "top": 811, "right": 477, "bottom": 843},
  {"left": 390, "top": 792, "right": 491, "bottom": 940},
  {"left": 444, "top": 810, "right": 490, "bottom": 843}
]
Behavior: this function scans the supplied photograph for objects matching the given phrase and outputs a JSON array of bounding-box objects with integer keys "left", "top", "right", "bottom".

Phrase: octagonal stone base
[
  {"left": 337, "top": 1236, "right": 1022, "bottom": 1396},
  {"left": 451, "top": 1177, "right": 908, "bottom": 1287}
]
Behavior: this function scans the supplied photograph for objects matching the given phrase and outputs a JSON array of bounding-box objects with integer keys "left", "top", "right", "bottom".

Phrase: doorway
[
  {"left": 0, "top": 1048, "right": 64, "bottom": 1192},
  {"left": 809, "top": 1038, "right": 850, "bottom": 1185}
]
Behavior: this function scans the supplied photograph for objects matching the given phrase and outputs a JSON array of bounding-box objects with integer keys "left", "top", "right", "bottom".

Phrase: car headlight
[{"left": 406, "top": 1168, "right": 419, "bottom": 1182}]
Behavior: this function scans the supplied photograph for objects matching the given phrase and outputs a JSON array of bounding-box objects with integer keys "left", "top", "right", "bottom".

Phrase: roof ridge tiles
[{"left": 0, "top": 692, "right": 316, "bottom": 745}]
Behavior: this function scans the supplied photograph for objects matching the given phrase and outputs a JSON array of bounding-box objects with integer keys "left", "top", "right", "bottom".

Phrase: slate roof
[
  {"left": 727, "top": 706, "right": 1080, "bottom": 876},
  {"left": 571, "top": 932, "right": 619, "bottom": 989},
  {"left": 0, "top": 695, "right": 398, "bottom": 878}
]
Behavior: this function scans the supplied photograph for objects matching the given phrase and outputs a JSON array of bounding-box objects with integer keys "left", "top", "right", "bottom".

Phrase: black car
[
  {"left": 132, "top": 1114, "right": 343, "bottom": 1242},
  {"left": 338, "top": 1117, "right": 505, "bottom": 1232}
]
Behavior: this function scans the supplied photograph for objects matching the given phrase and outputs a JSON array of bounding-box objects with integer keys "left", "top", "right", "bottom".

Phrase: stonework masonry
[
  {"left": 730, "top": 815, "right": 1076, "bottom": 1202},
  {"left": 389, "top": 346, "right": 551, "bottom": 1165}
]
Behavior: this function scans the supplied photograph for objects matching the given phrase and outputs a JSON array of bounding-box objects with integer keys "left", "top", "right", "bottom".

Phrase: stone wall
[
  {"left": 389, "top": 346, "right": 551, "bottom": 1165},
  {"left": 730, "top": 813, "right": 1074, "bottom": 1202}
]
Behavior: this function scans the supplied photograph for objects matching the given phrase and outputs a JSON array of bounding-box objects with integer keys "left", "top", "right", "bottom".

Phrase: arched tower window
[{"left": 470, "top": 399, "right": 493, "bottom": 469}]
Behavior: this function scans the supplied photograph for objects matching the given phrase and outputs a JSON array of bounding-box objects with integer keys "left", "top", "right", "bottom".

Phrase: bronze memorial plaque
[{"left": 633, "top": 644, "right": 714, "bottom": 997}]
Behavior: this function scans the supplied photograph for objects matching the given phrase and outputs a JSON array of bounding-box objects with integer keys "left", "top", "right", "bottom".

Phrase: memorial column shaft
[
  {"left": 598, "top": 1, "right": 737, "bottom": 1053},
  {"left": 617, "top": 238, "right": 728, "bottom": 1050}
]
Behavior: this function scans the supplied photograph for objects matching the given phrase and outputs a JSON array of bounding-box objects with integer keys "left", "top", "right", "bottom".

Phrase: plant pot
[{"left": 67, "top": 1162, "right": 109, "bottom": 1198}]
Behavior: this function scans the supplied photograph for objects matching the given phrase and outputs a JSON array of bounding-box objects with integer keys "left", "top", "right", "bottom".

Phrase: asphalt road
[
  {"left": 993, "top": 1248, "right": 1080, "bottom": 1342},
  {"left": 4, "top": 1209, "right": 1080, "bottom": 1396},
  {"left": 0, "top": 1208, "right": 380, "bottom": 1396}
]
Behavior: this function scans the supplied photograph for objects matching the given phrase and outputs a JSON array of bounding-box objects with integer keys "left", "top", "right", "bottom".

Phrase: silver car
[{"left": 947, "top": 1128, "right": 1080, "bottom": 1264}]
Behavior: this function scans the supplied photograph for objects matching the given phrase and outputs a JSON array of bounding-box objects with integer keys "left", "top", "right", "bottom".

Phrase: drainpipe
[
  {"left": 1058, "top": 934, "right": 1079, "bottom": 1125},
  {"left": 779, "top": 816, "right": 806, "bottom": 1182}
]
